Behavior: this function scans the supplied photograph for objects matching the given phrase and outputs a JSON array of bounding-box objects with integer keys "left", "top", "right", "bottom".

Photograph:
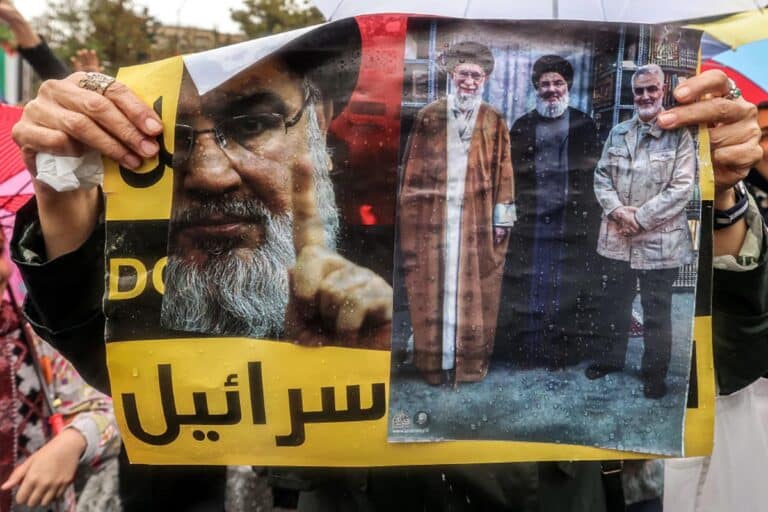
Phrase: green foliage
[
  {"left": 40, "top": 0, "right": 159, "bottom": 74},
  {"left": 0, "top": 24, "right": 12, "bottom": 43},
  {"left": 231, "top": 0, "right": 325, "bottom": 39}
]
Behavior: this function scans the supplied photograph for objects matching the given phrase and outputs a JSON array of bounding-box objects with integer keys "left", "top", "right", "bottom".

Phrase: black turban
[{"left": 531, "top": 55, "right": 573, "bottom": 90}]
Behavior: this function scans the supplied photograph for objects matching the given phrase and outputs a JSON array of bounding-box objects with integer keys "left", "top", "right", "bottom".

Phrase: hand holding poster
[{"left": 101, "top": 15, "right": 717, "bottom": 465}]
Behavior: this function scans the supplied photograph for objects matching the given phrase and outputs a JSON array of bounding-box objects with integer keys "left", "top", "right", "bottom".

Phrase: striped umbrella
[
  {"left": 0, "top": 103, "right": 33, "bottom": 304},
  {"left": 692, "top": 10, "right": 768, "bottom": 104}
]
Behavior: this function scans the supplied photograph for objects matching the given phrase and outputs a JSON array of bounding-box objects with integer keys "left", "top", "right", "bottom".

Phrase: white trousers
[{"left": 664, "top": 378, "right": 768, "bottom": 512}]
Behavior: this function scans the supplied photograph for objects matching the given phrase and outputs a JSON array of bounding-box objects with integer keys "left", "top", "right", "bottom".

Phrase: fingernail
[
  {"left": 140, "top": 139, "right": 158, "bottom": 157},
  {"left": 122, "top": 154, "right": 142, "bottom": 169},
  {"left": 145, "top": 117, "right": 163, "bottom": 133},
  {"left": 675, "top": 86, "right": 690, "bottom": 99},
  {"left": 658, "top": 112, "right": 676, "bottom": 125}
]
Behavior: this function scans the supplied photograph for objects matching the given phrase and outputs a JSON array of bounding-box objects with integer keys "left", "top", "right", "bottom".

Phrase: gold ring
[{"left": 78, "top": 72, "right": 116, "bottom": 96}]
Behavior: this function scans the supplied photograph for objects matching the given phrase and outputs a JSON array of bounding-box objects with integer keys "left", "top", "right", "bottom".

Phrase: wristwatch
[{"left": 714, "top": 180, "right": 748, "bottom": 230}]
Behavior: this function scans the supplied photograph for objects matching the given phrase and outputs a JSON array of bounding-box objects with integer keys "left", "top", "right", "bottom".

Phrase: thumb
[{"left": 21, "top": 147, "right": 37, "bottom": 176}]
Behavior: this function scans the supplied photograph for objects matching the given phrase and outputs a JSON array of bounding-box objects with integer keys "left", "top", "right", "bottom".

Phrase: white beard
[
  {"left": 453, "top": 90, "right": 482, "bottom": 112},
  {"left": 160, "top": 106, "right": 339, "bottom": 338},
  {"left": 536, "top": 90, "right": 570, "bottom": 119},
  {"left": 637, "top": 99, "right": 663, "bottom": 122}
]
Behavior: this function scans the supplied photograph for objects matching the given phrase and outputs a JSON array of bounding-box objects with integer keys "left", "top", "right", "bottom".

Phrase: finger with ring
[
  {"left": 724, "top": 78, "right": 742, "bottom": 100},
  {"left": 78, "top": 72, "right": 116, "bottom": 96}
]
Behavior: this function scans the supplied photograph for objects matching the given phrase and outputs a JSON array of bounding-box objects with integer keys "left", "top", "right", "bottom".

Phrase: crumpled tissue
[{"left": 35, "top": 151, "right": 104, "bottom": 191}]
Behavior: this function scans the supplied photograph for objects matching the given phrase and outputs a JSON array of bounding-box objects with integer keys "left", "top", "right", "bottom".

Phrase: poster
[
  {"left": 388, "top": 20, "right": 704, "bottom": 456},
  {"left": 104, "top": 15, "right": 715, "bottom": 465}
]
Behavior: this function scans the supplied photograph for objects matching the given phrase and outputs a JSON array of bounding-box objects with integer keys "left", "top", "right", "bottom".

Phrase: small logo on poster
[
  {"left": 391, "top": 410, "right": 430, "bottom": 435},
  {"left": 392, "top": 411, "right": 411, "bottom": 429}
]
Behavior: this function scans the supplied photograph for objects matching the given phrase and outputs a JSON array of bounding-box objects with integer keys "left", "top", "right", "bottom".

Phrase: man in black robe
[{"left": 498, "top": 55, "right": 603, "bottom": 369}]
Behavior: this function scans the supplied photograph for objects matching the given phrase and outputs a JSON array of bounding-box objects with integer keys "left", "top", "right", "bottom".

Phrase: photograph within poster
[{"left": 389, "top": 20, "right": 703, "bottom": 455}]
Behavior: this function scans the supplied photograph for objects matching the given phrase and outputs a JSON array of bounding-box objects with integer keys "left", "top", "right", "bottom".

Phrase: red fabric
[
  {"left": 0, "top": 106, "right": 24, "bottom": 188},
  {"left": 701, "top": 61, "right": 768, "bottom": 105}
]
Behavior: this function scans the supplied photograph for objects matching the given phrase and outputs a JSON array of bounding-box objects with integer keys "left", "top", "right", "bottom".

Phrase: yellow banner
[{"left": 109, "top": 328, "right": 713, "bottom": 465}]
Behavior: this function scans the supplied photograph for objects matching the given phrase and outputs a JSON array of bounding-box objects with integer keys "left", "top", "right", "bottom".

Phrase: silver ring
[
  {"left": 725, "top": 78, "right": 742, "bottom": 100},
  {"left": 78, "top": 72, "right": 116, "bottom": 95}
]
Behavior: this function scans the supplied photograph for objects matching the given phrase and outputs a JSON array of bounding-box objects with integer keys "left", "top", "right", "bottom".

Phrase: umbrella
[
  {"left": 314, "top": 0, "right": 765, "bottom": 24},
  {"left": 692, "top": 10, "right": 768, "bottom": 104},
  {"left": 0, "top": 103, "right": 34, "bottom": 305},
  {"left": 690, "top": 8, "right": 768, "bottom": 49}
]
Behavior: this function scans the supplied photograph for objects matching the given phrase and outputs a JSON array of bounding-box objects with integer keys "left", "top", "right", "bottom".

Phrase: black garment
[
  {"left": 745, "top": 168, "right": 768, "bottom": 224},
  {"left": 594, "top": 257, "right": 679, "bottom": 383},
  {"left": 11, "top": 197, "right": 109, "bottom": 394},
  {"left": 498, "top": 107, "right": 603, "bottom": 366},
  {"left": 290, "top": 463, "right": 606, "bottom": 512},
  {"left": 18, "top": 39, "right": 69, "bottom": 80},
  {"left": 626, "top": 498, "right": 662, "bottom": 512},
  {"left": 712, "top": 207, "right": 768, "bottom": 394},
  {"left": 118, "top": 445, "right": 226, "bottom": 512}
]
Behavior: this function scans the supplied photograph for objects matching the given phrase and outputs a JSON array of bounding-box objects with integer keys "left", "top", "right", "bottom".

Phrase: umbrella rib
[
  {"left": 464, "top": 0, "right": 471, "bottom": 17},
  {"left": 0, "top": 177, "right": 32, "bottom": 213},
  {"left": 328, "top": 0, "right": 346, "bottom": 21}
]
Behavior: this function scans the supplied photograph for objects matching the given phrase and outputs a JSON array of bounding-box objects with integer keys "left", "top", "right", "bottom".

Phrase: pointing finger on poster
[
  {"left": 289, "top": 154, "right": 345, "bottom": 300},
  {"left": 287, "top": 154, "right": 392, "bottom": 348},
  {"left": 291, "top": 155, "right": 326, "bottom": 253}
]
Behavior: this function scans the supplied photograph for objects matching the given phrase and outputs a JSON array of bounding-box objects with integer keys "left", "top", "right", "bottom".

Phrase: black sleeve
[
  {"left": 712, "top": 222, "right": 768, "bottom": 395},
  {"left": 18, "top": 39, "right": 69, "bottom": 80},
  {"left": 10, "top": 198, "right": 109, "bottom": 395}
]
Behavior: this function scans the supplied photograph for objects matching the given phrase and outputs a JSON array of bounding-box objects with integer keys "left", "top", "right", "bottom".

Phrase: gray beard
[
  {"left": 162, "top": 207, "right": 294, "bottom": 338},
  {"left": 160, "top": 106, "right": 339, "bottom": 338},
  {"left": 535, "top": 92, "right": 569, "bottom": 119},
  {"left": 454, "top": 91, "right": 482, "bottom": 112},
  {"left": 637, "top": 101, "right": 662, "bottom": 122}
]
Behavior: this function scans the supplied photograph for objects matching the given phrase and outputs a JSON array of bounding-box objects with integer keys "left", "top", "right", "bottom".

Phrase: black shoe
[
  {"left": 585, "top": 364, "right": 622, "bottom": 380},
  {"left": 643, "top": 379, "right": 667, "bottom": 399}
]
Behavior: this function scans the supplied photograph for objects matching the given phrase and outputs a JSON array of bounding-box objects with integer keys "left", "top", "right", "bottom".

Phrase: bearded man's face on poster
[
  {"left": 535, "top": 71, "right": 570, "bottom": 118},
  {"left": 160, "top": 59, "right": 339, "bottom": 338}
]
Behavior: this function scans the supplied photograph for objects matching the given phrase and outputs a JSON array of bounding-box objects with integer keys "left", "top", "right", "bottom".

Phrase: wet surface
[{"left": 389, "top": 293, "right": 694, "bottom": 455}]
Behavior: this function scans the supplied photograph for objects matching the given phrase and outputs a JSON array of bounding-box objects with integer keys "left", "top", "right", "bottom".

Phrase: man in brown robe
[{"left": 399, "top": 41, "right": 515, "bottom": 384}]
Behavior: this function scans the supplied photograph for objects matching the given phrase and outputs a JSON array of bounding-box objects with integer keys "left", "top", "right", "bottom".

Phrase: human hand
[
  {"left": 0, "top": 0, "right": 41, "bottom": 48},
  {"left": 12, "top": 72, "right": 163, "bottom": 175},
  {"left": 0, "top": 0, "right": 22, "bottom": 24},
  {"left": 12, "top": 72, "right": 163, "bottom": 258},
  {"left": 0, "top": 428, "right": 86, "bottom": 508},
  {"left": 284, "top": 157, "right": 392, "bottom": 350},
  {"left": 657, "top": 70, "right": 762, "bottom": 200},
  {"left": 611, "top": 206, "right": 641, "bottom": 236},
  {"left": 70, "top": 49, "right": 103, "bottom": 73},
  {"left": 493, "top": 226, "right": 509, "bottom": 245}
]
